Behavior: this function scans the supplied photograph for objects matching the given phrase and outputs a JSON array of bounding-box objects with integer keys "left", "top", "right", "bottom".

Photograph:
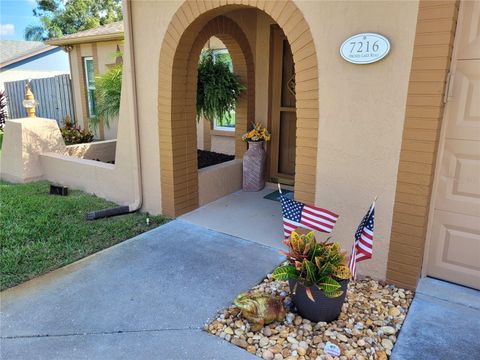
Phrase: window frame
[
  {"left": 83, "top": 56, "right": 96, "bottom": 118},
  {"left": 211, "top": 49, "right": 236, "bottom": 132}
]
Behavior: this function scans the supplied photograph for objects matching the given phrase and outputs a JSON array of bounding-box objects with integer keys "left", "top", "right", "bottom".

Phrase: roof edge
[
  {"left": 46, "top": 32, "right": 124, "bottom": 46},
  {"left": 0, "top": 45, "right": 59, "bottom": 69}
]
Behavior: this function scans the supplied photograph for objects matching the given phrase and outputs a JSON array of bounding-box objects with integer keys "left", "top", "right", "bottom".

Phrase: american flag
[
  {"left": 280, "top": 195, "right": 339, "bottom": 238},
  {"left": 348, "top": 202, "right": 375, "bottom": 279}
]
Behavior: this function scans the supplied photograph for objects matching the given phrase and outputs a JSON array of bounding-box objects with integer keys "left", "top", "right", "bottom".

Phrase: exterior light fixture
[{"left": 22, "top": 80, "right": 38, "bottom": 118}]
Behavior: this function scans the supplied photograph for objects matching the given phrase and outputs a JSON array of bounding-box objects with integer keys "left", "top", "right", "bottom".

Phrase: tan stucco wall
[
  {"left": 0, "top": 118, "right": 66, "bottom": 182},
  {"left": 66, "top": 139, "right": 116, "bottom": 163},
  {"left": 301, "top": 1, "right": 419, "bottom": 280},
  {"left": 128, "top": 0, "right": 419, "bottom": 280},
  {"left": 211, "top": 132, "right": 235, "bottom": 155},
  {"left": 69, "top": 41, "right": 123, "bottom": 140},
  {"left": 198, "top": 159, "right": 242, "bottom": 206}
]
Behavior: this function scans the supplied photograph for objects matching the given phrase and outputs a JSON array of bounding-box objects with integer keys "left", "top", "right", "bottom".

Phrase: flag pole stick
[
  {"left": 368, "top": 196, "right": 378, "bottom": 216},
  {"left": 277, "top": 182, "right": 282, "bottom": 194}
]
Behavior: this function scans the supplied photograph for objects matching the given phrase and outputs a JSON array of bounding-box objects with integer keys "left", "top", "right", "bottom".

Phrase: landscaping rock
[
  {"left": 381, "top": 338, "right": 394, "bottom": 350},
  {"left": 206, "top": 277, "right": 414, "bottom": 360},
  {"left": 380, "top": 326, "right": 396, "bottom": 335},
  {"left": 260, "top": 337, "right": 270, "bottom": 348},
  {"left": 263, "top": 350, "right": 274, "bottom": 360},
  {"left": 231, "top": 337, "right": 248, "bottom": 349}
]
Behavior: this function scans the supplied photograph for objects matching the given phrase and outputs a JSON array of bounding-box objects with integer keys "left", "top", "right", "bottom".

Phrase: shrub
[
  {"left": 60, "top": 116, "right": 94, "bottom": 145},
  {"left": 272, "top": 231, "right": 352, "bottom": 300},
  {"left": 0, "top": 90, "right": 7, "bottom": 130}
]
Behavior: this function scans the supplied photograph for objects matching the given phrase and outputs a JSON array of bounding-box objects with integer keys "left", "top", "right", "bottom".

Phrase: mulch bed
[
  {"left": 93, "top": 149, "right": 236, "bottom": 168},
  {"left": 205, "top": 274, "right": 414, "bottom": 360},
  {"left": 198, "top": 149, "right": 234, "bottom": 169}
]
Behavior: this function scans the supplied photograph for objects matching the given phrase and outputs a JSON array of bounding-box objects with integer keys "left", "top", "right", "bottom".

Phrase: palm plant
[{"left": 92, "top": 63, "right": 122, "bottom": 129}]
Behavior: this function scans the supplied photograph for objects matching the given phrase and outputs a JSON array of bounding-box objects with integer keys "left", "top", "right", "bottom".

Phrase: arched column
[{"left": 158, "top": 1, "right": 319, "bottom": 216}]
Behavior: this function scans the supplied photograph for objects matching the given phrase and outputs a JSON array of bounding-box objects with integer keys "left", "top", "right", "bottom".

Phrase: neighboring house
[
  {"left": 46, "top": 21, "right": 124, "bottom": 140},
  {"left": 0, "top": 40, "right": 69, "bottom": 90},
  {"left": 2, "top": 1, "right": 478, "bottom": 293}
]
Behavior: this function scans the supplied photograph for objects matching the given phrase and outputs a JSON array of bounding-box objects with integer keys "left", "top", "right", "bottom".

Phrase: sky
[{"left": 0, "top": 0, "right": 40, "bottom": 41}]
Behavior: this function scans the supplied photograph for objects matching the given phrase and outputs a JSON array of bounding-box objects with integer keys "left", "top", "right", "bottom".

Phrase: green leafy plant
[
  {"left": 196, "top": 50, "right": 246, "bottom": 123},
  {"left": 272, "top": 231, "right": 352, "bottom": 301},
  {"left": 0, "top": 90, "right": 7, "bottom": 130},
  {"left": 60, "top": 115, "right": 94, "bottom": 145},
  {"left": 92, "top": 63, "right": 122, "bottom": 130},
  {"left": 25, "top": 0, "right": 122, "bottom": 41}
]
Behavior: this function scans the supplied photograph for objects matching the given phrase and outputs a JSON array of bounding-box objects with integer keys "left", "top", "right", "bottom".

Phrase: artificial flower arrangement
[{"left": 242, "top": 122, "right": 271, "bottom": 142}]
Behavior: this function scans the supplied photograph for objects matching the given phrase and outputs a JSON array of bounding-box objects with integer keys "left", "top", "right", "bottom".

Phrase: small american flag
[
  {"left": 348, "top": 202, "right": 375, "bottom": 279},
  {"left": 280, "top": 195, "right": 339, "bottom": 238}
]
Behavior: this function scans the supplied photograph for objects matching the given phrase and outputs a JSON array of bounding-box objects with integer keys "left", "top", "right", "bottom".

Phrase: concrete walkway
[
  {"left": 392, "top": 277, "right": 480, "bottom": 360},
  {"left": 0, "top": 220, "right": 284, "bottom": 360},
  {"left": 180, "top": 187, "right": 285, "bottom": 249}
]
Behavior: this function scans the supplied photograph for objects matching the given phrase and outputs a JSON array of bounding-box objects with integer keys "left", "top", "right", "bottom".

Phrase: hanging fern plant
[{"left": 196, "top": 50, "right": 246, "bottom": 123}]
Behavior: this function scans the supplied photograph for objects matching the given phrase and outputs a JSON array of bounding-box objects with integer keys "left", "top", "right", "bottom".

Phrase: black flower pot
[{"left": 288, "top": 279, "right": 349, "bottom": 323}]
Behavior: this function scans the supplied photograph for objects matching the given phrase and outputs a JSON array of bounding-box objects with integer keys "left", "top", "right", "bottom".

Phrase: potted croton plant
[{"left": 272, "top": 230, "right": 352, "bottom": 322}]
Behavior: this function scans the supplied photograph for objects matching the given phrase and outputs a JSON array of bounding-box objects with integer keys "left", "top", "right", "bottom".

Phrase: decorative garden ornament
[
  {"left": 234, "top": 292, "right": 286, "bottom": 331},
  {"left": 243, "top": 141, "right": 267, "bottom": 191}
]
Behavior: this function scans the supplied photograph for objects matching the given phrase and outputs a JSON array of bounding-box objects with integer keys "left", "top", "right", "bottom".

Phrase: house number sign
[{"left": 340, "top": 33, "right": 390, "bottom": 64}]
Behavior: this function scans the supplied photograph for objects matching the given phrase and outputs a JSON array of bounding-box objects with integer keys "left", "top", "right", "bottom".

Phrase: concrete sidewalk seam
[
  {"left": 175, "top": 219, "right": 284, "bottom": 252},
  {"left": 1, "top": 326, "right": 203, "bottom": 340},
  {"left": 416, "top": 291, "right": 480, "bottom": 311}
]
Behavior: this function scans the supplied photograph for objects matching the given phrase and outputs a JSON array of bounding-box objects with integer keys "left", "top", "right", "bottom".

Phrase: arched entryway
[{"left": 158, "top": 1, "right": 320, "bottom": 217}]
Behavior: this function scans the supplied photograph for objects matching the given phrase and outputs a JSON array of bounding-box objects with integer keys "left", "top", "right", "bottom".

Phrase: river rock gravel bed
[{"left": 205, "top": 275, "right": 414, "bottom": 360}]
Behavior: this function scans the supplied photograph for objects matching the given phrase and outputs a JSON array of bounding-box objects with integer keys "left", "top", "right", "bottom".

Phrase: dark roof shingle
[
  {"left": 46, "top": 21, "right": 124, "bottom": 45},
  {"left": 0, "top": 40, "right": 52, "bottom": 65}
]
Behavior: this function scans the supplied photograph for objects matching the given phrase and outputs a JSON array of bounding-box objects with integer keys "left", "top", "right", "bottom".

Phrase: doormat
[{"left": 263, "top": 189, "right": 293, "bottom": 202}]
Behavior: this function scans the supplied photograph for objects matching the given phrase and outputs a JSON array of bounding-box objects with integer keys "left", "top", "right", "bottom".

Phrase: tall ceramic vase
[{"left": 243, "top": 141, "right": 266, "bottom": 191}]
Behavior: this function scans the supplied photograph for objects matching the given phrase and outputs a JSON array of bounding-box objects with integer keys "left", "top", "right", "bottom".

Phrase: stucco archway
[{"left": 158, "top": 1, "right": 320, "bottom": 216}]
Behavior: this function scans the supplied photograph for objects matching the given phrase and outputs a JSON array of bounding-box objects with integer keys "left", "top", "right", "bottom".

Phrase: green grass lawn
[{"left": 0, "top": 181, "right": 170, "bottom": 290}]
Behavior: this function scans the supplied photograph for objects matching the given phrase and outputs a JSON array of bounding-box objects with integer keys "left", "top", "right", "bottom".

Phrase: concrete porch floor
[
  {"left": 392, "top": 277, "right": 480, "bottom": 360},
  {"left": 180, "top": 185, "right": 286, "bottom": 250}
]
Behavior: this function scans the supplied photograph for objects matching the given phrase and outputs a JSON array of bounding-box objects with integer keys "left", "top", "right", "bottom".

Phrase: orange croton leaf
[
  {"left": 290, "top": 232, "right": 304, "bottom": 254},
  {"left": 305, "top": 287, "right": 315, "bottom": 302},
  {"left": 294, "top": 261, "right": 303, "bottom": 271}
]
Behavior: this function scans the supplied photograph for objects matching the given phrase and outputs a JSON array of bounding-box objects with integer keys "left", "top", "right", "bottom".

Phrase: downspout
[
  {"left": 86, "top": 0, "right": 142, "bottom": 220},
  {"left": 124, "top": 0, "right": 143, "bottom": 213}
]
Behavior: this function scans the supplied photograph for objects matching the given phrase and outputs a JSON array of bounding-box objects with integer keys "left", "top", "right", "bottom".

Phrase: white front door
[{"left": 426, "top": 1, "right": 480, "bottom": 289}]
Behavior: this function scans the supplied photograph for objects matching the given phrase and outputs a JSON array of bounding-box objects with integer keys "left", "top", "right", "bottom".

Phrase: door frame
[
  {"left": 421, "top": 1, "right": 465, "bottom": 279},
  {"left": 267, "top": 24, "right": 296, "bottom": 185}
]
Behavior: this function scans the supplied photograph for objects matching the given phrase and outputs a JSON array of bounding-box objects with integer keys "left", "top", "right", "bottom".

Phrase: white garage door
[{"left": 427, "top": 1, "right": 480, "bottom": 290}]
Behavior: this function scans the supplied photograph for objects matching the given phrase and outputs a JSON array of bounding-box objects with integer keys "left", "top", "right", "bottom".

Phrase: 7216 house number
[{"left": 340, "top": 33, "right": 391, "bottom": 65}]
